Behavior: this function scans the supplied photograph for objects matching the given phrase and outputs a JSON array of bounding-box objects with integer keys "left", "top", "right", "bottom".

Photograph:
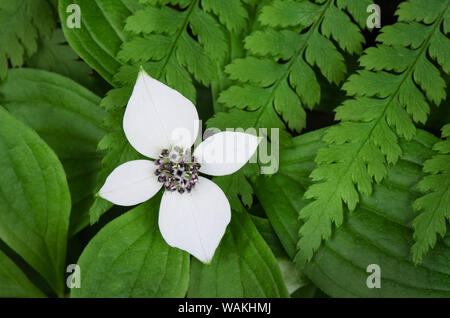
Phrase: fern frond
[
  {"left": 0, "top": 0, "right": 56, "bottom": 78},
  {"left": 209, "top": 0, "right": 370, "bottom": 136},
  {"left": 412, "top": 124, "right": 450, "bottom": 264},
  {"left": 297, "top": 0, "right": 450, "bottom": 263},
  {"left": 117, "top": 0, "right": 243, "bottom": 100}
]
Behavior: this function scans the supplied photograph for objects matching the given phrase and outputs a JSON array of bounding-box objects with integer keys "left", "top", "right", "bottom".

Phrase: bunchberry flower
[{"left": 99, "top": 70, "right": 259, "bottom": 263}]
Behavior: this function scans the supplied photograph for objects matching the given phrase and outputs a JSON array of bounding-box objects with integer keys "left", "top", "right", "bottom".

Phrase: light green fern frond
[
  {"left": 0, "top": 0, "right": 56, "bottom": 78},
  {"left": 297, "top": 0, "right": 450, "bottom": 264},
  {"left": 412, "top": 124, "right": 450, "bottom": 264},
  {"left": 209, "top": 0, "right": 371, "bottom": 137},
  {"left": 117, "top": 0, "right": 238, "bottom": 100}
]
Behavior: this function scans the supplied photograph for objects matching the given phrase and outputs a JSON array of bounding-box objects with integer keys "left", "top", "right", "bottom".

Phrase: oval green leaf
[
  {"left": 71, "top": 196, "right": 190, "bottom": 298},
  {"left": 0, "top": 249, "right": 46, "bottom": 298},
  {"left": 0, "top": 107, "right": 71, "bottom": 297},
  {"left": 188, "top": 212, "right": 290, "bottom": 298},
  {"left": 0, "top": 68, "right": 107, "bottom": 235}
]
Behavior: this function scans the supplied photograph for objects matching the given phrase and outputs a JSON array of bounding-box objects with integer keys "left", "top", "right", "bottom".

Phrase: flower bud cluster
[{"left": 155, "top": 146, "right": 201, "bottom": 194}]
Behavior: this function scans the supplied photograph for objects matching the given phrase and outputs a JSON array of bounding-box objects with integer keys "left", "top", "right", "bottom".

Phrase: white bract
[{"left": 99, "top": 70, "right": 259, "bottom": 263}]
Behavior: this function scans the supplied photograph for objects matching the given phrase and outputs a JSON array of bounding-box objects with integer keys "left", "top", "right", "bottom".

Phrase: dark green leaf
[
  {"left": 0, "top": 68, "right": 106, "bottom": 236},
  {"left": 0, "top": 106, "right": 71, "bottom": 297},
  {"left": 72, "top": 196, "right": 190, "bottom": 298},
  {"left": 0, "top": 249, "right": 46, "bottom": 297},
  {"left": 188, "top": 212, "right": 289, "bottom": 297}
]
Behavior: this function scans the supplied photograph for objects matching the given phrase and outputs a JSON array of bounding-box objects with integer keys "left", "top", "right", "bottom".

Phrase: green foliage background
[{"left": 0, "top": 0, "right": 449, "bottom": 298}]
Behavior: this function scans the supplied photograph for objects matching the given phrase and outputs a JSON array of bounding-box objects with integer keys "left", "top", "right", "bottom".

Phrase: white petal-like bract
[
  {"left": 194, "top": 132, "right": 259, "bottom": 176},
  {"left": 158, "top": 177, "right": 231, "bottom": 263},
  {"left": 99, "top": 160, "right": 162, "bottom": 206},
  {"left": 123, "top": 70, "right": 199, "bottom": 159}
]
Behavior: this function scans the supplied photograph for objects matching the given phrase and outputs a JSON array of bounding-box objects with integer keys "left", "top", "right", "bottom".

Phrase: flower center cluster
[{"left": 154, "top": 146, "right": 201, "bottom": 194}]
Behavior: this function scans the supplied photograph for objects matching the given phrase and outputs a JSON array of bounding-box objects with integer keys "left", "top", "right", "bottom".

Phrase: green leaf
[
  {"left": 0, "top": 68, "right": 106, "bottom": 236},
  {"left": 0, "top": 249, "right": 46, "bottom": 297},
  {"left": 297, "top": 0, "right": 450, "bottom": 262},
  {"left": 255, "top": 175, "right": 308, "bottom": 259},
  {"left": 359, "top": 45, "right": 416, "bottom": 73},
  {"left": 251, "top": 215, "right": 290, "bottom": 258},
  {"left": 412, "top": 124, "right": 450, "bottom": 263},
  {"left": 343, "top": 70, "right": 400, "bottom": 98},
  {"left": 251, "top": 216, "right": 310, "bottom": 296},
  {"left": 0, "top": 0, "right": 56, "bottom": 78},
  {"left": 304, "top": 30, "right": 346, "bottom": 84},
  {"left": 0, "top": 106, "right": 71, "bottom": 297},
  {"left": 226, "top": 57, "right": 284, "bottom": 87},
  {"left": 188, "top": 212, "right": 289, "bottom": 297},
  {"left": 71, "top": 196, "right": 190, "bottom": 298},
  {"left": 125, "top": 5, "right": 186, "bottom": 35},
  {"left": 256, "top": 128, "right": 450, "bottom": 297},
  {"left": 259, "top": 0, "right": 322, "bottom": 28},
  {"left": 245, "top": 29, "right": 300, "bottom": 60},
  {"left": 378, "top": 22, "right": 429, "bottom": 49},
  {"left": 397, "top": 0, "right": 448, "bottom": 24},
  {"left": 58, "top": 0, "right": 142, "bottom": 85}
]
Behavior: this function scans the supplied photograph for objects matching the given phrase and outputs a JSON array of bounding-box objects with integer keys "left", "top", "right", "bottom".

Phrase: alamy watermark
[
  {"left": 367, "top": 4, "right": 381, "bottom": 29},
  {"left": 366, "top": 264, "right": 381, "bottom": 289},
  {"left": 66, "top": 264, "right": 81, "bottom": 289},
  {"left": 66, "top": 4, "right": 81, "bottom": 29}
]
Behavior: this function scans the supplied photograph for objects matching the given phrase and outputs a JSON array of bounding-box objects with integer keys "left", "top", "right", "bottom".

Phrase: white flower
[{"left": 99, "top": 70, "right": 259, "bottom": 263}]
